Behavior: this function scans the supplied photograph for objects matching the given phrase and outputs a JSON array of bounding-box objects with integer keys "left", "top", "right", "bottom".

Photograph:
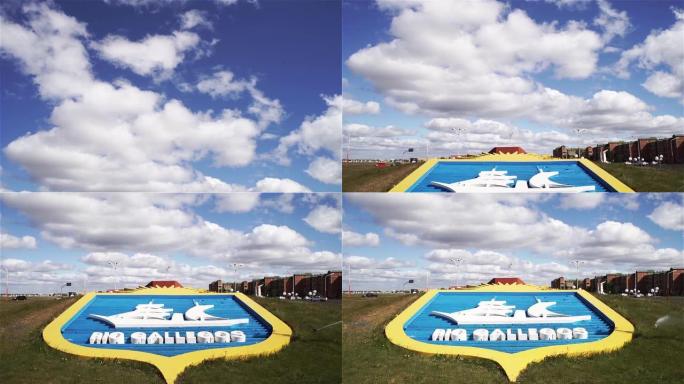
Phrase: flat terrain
[
  {"left": 0, "top": 296, "right": 340, "bottom": 384},
  {"left": 342, "top": 293, "right": 684, "bottom": 383},
  {"left": 594, "top": 162, "right": 684, "bottom": 191},
  {"left": 342, "top": 162, "right": 423, "bottom": 192}
]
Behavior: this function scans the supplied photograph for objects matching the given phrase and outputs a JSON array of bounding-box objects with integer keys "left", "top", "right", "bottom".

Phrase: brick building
[
  {"left": 146, "top": 280, "right": 183, "bottom": 288},
  {"left": 488, "top": 277, "right": 525, "bottom": 285},
  {"left": 209, "top": 271, "right": 342, "bottom": 299},
  {"left": 579, "top": 135, "right": 684, "bottom": 163},
  {"left": 573, "top": 268, "right": 684, "bottom": 295}
]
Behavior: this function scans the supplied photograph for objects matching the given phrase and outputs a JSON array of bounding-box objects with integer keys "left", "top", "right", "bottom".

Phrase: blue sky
[
  {"left": 1, "top": 0, "right": 341, "bottom": 191},
  {"left": 342, "top": 0, "right": 684, "bottom": 159},
  {"left": 0, "top": 192, "right": 341, "bottom": 293},
  {"left": 342, "top": 193, "right": 684, "bottom": 291}
]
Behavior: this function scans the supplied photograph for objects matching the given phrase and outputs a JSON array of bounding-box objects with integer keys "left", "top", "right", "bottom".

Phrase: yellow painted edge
[
  {"left": 390, "top": 157, "right": 633, "bottom": 193},
  {"left": 43, "top": 289, "right": 292, "bottom": 384},
  {"left": 385, "top": 286, "right": 634, "bottom": 382},
  {"left": 578, "top": 158, "right": 634, "bottom": 192},
  {"left": 389, "top": 158, "right": 438, "bottom": 192}
]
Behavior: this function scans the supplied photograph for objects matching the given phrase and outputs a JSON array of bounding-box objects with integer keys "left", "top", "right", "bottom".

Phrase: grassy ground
[
  {"left": 342, "top": 162, "right": 423, "bottom": 192},
  {"left": 594, "top": 162, "right": 684, "bottom": 191},
  {"left": 0, "top": 296, "right": 340, "bottom": 384},
  {"left": 342, "top": 293, "right": 684, "bottom": 383}
]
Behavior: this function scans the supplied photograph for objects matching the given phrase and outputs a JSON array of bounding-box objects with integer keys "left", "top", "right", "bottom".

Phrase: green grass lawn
[
  {"left": 342, "top": 162, "right": 423, "bottom": 192},
  {"left": 594, "top": 162, "right": 684, "bottom": 191},
  {"left": 342, "top": 293, "right": 684, "bottom": 383},
  {"left": 0, "top": 296, "right": 340, "bottom": 384}
]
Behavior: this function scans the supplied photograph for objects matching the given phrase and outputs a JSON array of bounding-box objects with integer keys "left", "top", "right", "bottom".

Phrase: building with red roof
[
  {"left": 145, "top": 280, "right": 183, "bottom": 288},
  {"left": 488, "top": 277, "right": 525, "bottom": 285},
  {"left": 488, "top": 147, "right": 527, "bottom": 154}
]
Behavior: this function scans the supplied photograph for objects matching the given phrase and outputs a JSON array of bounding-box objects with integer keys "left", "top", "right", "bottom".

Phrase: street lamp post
[
  {"left": 449, "top": 257, "right": 463, "bottom": 288},
  {"left": 425, "top": 271, "right": 430, "bottom": 291},
  {"left": 231, "top": 263, "right": 244, "bottom": 292},
  {"left": 1, "top": 267, "right": 9, "bottom": 296},
  {"left": 571, "top": 260, "right": 585, "bottom": 290},
  {"left": 107, "top": 261, "right": 120, "bottom": 291}
]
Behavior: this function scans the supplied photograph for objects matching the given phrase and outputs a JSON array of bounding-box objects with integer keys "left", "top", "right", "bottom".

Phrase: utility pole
[{"left": 347, "top": 264, "right": 351, "bottom": 295}]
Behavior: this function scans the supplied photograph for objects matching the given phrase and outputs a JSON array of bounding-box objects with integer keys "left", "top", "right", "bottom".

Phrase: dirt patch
[
  {"left": 352, "top": 295, "right": 419, "bottom": 330},
  {"left": 0, "top": 299, "right": 75, "bottom": 343}
]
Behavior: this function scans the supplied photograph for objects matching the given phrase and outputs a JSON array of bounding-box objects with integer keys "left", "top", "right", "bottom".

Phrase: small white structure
[
  {"left": 556, "top": 328, "right": 573, "bottom": 340},
  {"left": 109, "top": 332, "right": 124, "bottom": 344},
  {"left": 230, "top": 330, "right": 246, "bottom": 342},
  {"left": 489, "top": 329, "right": 506, "bottom": 341},
  {"left": 147, "top": 332, "right": 163, "bottom": 344},
  {"left": 539, "top": 328, "right": 557, "bottom": 340},
  {"left": 516, "top": 329, "right": 527, "bottom": 341},
  {"left": 444, "top": 329, "right": 453, "bottom": 341},
  {"left": 473, "top": 328, "right": 489, "bottom": 341},
  {"left": 164, "top": 332, "right": 175, "bottom": 344},
  {"left": 214, "top": 331, "right": 230, "bottom": 343},
  {"left": 572, "top": 327, "right": 588, "bottom": 339},
  {"left": 197, "top": 331, "right": 214, "bottom": 343},
  {"left": 131, "top": 332, "right": 146, "bottom": 344},
  {"left": 451, "top": 329, "right": 467, "bottom": 341},
  {"left": 506, "top": 329, "right": 517, "bottom": 341},
  {"left": 431, "top": 328, "right": 446, "bottom": 341},
  {"left": 528, "top": 328, "right": 539, "bottom": 341},
  {"left": 89, "top": 332, "right": 103, "bottom": 344},
  {"left": 175, "top": 332, "right": 186, "bottom": 344}
]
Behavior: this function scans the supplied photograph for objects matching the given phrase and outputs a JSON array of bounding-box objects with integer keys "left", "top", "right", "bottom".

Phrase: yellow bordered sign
[
  {"left": 385, "top": 285, "right": 634, "bottom": 381},
  {"left": 389, "top": 155, "right": 633, "bottom": 192},
  {"left": 43, "top": 287, "right": 292, "bottom": 383}
]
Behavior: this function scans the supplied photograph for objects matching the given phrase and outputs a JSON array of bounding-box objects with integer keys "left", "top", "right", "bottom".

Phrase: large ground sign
[
  {"left": 43, "top": 287, "right": 292, "bottom": 383},
  {"left": 385, "top": 284, "right": 633, "bottom": 381}
]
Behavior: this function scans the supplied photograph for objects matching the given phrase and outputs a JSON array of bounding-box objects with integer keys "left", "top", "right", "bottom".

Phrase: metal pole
[
  {"left": 108, "top": 261, "right": 119, "bottom": 291},
  {"left": 231, "top": 263, "right": 243, "bottom": 292},
  {"left": 571, "top": 260, "right": 584, "bottom": 289},
  {"left": 347, "top": 264, "right": 351, "bottom": 295},
  {"left": 450, "top": 258, "right": 463, "bottom": 288},
  {"left": 2, "top": 267, "right": 9, "bottom": 296}
]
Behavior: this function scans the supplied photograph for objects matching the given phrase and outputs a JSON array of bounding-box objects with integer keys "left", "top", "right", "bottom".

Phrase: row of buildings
[
  {"left": 551, "top": 268, "right": 684, "bottom": 295},
  {"left": 209, "top": 271, "right": 342, "bottom": 299},
  {"left": 553, "top": 135, "right": 684, "bottom": 163}
]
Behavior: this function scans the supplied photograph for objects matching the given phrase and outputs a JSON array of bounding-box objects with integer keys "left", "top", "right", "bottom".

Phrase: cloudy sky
[
  {"left": 343, "top": 193, "right": 684, "bottom": 291},
  {"left": 0, "top": 0, "right": 341, "bottom": 192},
  {"left": 343, "top": 0, "right": 684, "bottom": 159},
  {"left": 0, "top": 193, "right": 341, "bottom": 293}
]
